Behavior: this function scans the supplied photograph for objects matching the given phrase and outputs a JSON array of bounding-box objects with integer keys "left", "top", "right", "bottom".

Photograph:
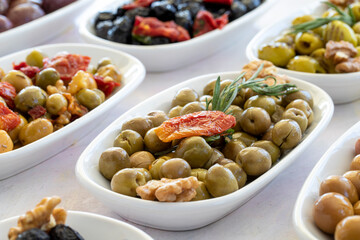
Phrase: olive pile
[
  {"left": 94, "top": 0, "right": 264, "bottom": 45},
  {"left": 0, "top": 50, "right": 121, "bottom": 153},
  {"left": 0, "top": 0, "right": 77, "bottom": 33},
  {"left": 313, "top": 139, "right": 360, "bottom": 239},
  {"left": 16, "top": 225, "right": 84, "bottom": 240},
  {"left": 98, "top": 75, "right": 314, "bottom": 201},
  {"left": 258, "top": 2, "right": 360, "bottom": 73}
]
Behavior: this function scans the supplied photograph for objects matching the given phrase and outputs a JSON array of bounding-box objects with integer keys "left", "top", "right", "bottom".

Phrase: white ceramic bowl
[
  {"left": 0, "top": 211, "right": 153, "bottom": 240},
  {"left": 293, "top": 121, "right": 360, "bottom": 240},
  {"left": 246, "top": 1, "right": 360, "bottom": 104},
  {"left": 0, "top": 0, "right": 93, "bottom": 56},
  {"left": 79, "top": 0, "right": 275, "bottom": 72},
  {"left": 76, "top": 71, "right": 334, "bottom": 231},
  {"left": 0, "top": 43, "right": 145, "bottom": 180}
]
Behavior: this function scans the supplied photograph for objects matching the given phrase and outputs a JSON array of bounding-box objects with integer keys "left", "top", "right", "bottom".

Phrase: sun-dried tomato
[
  {"left": 132, "top": 16, "right": 190, "bottom": 43},
  {"left": 94, "top": 75, "right": 120, "bottom": 97},
  {"left": 13, "top": 62, "right": 40, "bottom": 79},
  {"left": 0, "top": 102, "right": 20, "bottom": 132},
  {"left": 0, "top": 82, "right": 16, "bottom": 109},
  {"left": 193, "top": 10, "right": 229, "bottom": 38},
  {"left": 43, "top": 54, "right": 91, "bottom": 82},
  {"left": 122, "top": 0, "right": 156, "bottom": 10},
  {"left": 154, "top": 111, "right": 236, "bottom": 142},
  {"left": 28, "top": 105, "right": 47, "bottom": 120}
]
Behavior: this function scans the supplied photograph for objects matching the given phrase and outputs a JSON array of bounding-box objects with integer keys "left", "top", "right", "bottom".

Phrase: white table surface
[{"left": 1, "top": 0, "right": 358, "bottom": 239}]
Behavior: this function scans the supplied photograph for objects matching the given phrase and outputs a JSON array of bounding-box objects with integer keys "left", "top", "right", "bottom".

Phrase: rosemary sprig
[{"left": 291, "top": 1, "right": 356, "bottom": 33}]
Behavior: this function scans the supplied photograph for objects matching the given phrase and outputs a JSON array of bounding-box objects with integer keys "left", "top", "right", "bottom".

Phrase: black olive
[
  {"left": 149, "top": 37, "right": 171, "bottom": 45},
  {"left": 175, "top": 10, "right": 192, "bottom": 34},
  {"left": 107, "top": 16, "right": 133, "bottom": 43},
  {"left": 49, "top": 224, "right": 84, "bottom": 240},
  {"left": 124, "top": 7, "right": 150, "bottom": 22},
  {"left": 204, "top": 2, "right": 230, "bottom": 17},
  {"left": 150, "top": 1, "right": 177, "bottom": 21},
  {"left": 229, "top": 0, "right": 247, "bottom": 21},
  {"left": 95, "top": 11, "right": 116, "bottom": 25},
  {"left": 177, "top": 2, "right": 204, "bottom": 19},
  {"left": 95, "top": 20, "right": 113, "bottom": 39},
  {"left": 116, "top": 7, "right": 126, "bottom": 17},
  {"left": 16, "top": 228, "right": 50, "bottom": 240},
  {"left": 241, "top": 0, "right": 261, "bottom": 11}
]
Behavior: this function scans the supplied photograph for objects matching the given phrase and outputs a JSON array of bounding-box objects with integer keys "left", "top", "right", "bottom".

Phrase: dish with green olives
[{"left": 76, "top": 61, "right": 333, "bottom": 230}]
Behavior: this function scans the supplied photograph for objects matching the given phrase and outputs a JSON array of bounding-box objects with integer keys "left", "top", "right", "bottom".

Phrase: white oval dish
[
  {"left": 79, "top": 0, "right": 275, "bottom": 72},
  {"left": 0, "top": 211, "right": 153, "bottom": 240},
  {"left": 0, "top": 43, "right": 145, "bottom": 180},
  {"left": 293, "top": 121, "right": 360, "bottom": 240},
  {"left": 0, "top": 0, "right": 93, "bottom": 56},
  {"left": 76, "top": 71, "right": 334, "bottom": 231},
  {"left": 246, "top": 1, "right": 360, "bottom": 104}
]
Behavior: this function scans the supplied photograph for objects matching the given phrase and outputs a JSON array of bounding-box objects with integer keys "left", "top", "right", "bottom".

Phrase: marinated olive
[
  {"left": 240, "top": 107, "right": 271, "bottom": 136},
  {"left": 42, "top": 0, "right": 77, "bottom": 13},
  {"left": 144, "top": 128, "right": 171, "bottom": 153},
  {"left": 107, "top": 16, "right": 132, "bottom": 44},
  {"left": 15, "top": 86, "right": 47, "bottom": 112},
  {"left": 343, "top": 170, "right": 360, "bottom": 197},
  {"left": 271, "top": 104, "right": 285, "bottom": 123},
  {"left": 229, "top": 0, "right": 247, "bottom": 21},
  {"left": 26, "top": 49, "right": 44, "bottom": 68},
  {"left": 149, "top": 158, "right": 166, "bottom": 179},
  {"left": 111, "top": 168, "right": 147, "bottom": 197},
  {"left": 168, "top": 105, "right": 183, "bottom": 118},
  {"left": 134, "top": 168, "right": 152, "bottom": 182},
  {"left": 356, "top": 139, "right": 360, "bottom": 155},
  {"left": 150, "top": 0, "right": 176, "bottom": 21},
  {"left": 93, "top": 89, "right": 105, "bottom": 102},
  {"left": 232, "top": 132, "right": 257, "bottom": 146},
  {"left": 222, "top": 140, "right": 246, "bottom": 161},
  {"left": 76, "top": 88, "right": 103, "bottom": 110},
  {"left": 295, "top": 32, "right": 323, "bottom": 55},
  {"left": 282, "top": 107, "right": 308, "bottom": 133},
  {"left": 282, "top": 90, "right": 314, "bottom": 108},
  {"left": 121, "top": 117, "right": 153, "bottom": 137},
  {"left": 313, "top": 192, "right": 354, "bottom": 234},
  {"left": 236, "top": 147, "right": 272, "bottom": 176},
  {"left": 175, "top": 10, "right": 192, "bottom": 33},
  {"left": 310, "top": 48, "right": 336, "bottom": 73},
  {"left": 287, "top": 56, "right": 325, "bottom": 73},
  {"left": 262, "top": 124, "right": 274, "bottom": 141},
  {"left": 354, "top": 200, "right": 360, "bottom": 215},
  {"left": 286, "top": 99, "right": 314, "bottom": 125},
  {"left": 292, "top": 15, "right": 314, "bottom": 25},
  {"left": 0, "top": 130, "right": 13, "bottom": 153},
  {"left": 49, "top": 224, "right": 84, "bottom": 240},
  {"left": 99, "top": 147, "right": 130, "bottom": 180},
  {"left": 203, "top": 79, "right": 217, "bottom": 96},
  {"left": 19, "top": 118, "right": 53, "bottom": 145},
  {"left": 160, "top": 158, "right": 191, "bottom": 179},
  {"left": 180, "top": 101, "right": 206, "bottom": 115},
  {"left": 319, "top": 175, "right": 359, "bottom": 204},
  {"left": 353, "top": 21, "right": 360, "bottom": 34},
  {"left": 2, "top": 70, "right": 33, "bottom": 93},
  {"left": 191, "top": 168, "right": 208, "bottom": 182},
  {"left": 205, "top": 164, "right": 238, "bottom": 197},
  {"left": 175, "top": 136, "right": 213, "bottom": 168},
  {"left": 244, "top": 95, "right": 276, "bottom": 115},
  {"left": 46, "top": 93, "right": 68, "bottom": 115},
  {"left": 272, "top": 119, "right": 302, "bottom": 149},
  {"left": 350, "top": 155, "right": 360, "bottom": 170},
  {"left": 8, "top": 114, "right": 27, "bottom": 143},
  {"left": 113, "top": 129, "right": 144, "bottom": 155},
  {"left": 199, "top": 95, "right": 213, "bottom": 103},
  {"left": 36, "top": 68, "right": 60, "bottom": 90},
  {"left": 224, "top": 162, "right": 247, "bottom": 188},
  {"left": 95, "top": 20, "right": 113, "bottom": 39},
  {"left": 0, "top": 15, "right": 12, "bottom": 33},
  {"left": 335, "top": 216, "right": 360, "bottom": 240},
  {"left": 129, "top": 151, "right": 155, "bottom": 169},
  {"left": 7, "top": 3, "right": 45, "bottom": 27},
  {"left": 171, "top": 88, "right": 199, "bottom": 107},
  {"left": 192, "top": 181, "right": 211, "bottom": 201},
  {"left": 251, "top": 140, "right": 281, "bottom": 164},
  {"left": 146, "top": 110, "right": 169, "bottom": 127},
  {"left": 226, "top": 105, "right": 243, "bottom": 131},
  {"left": 258, "top": 42, "right": 295, "bottom": 67},
  {"left": 324, "top": 20, "right": 357, "bottom": 47},
  {"left": 204, "top": 148, "right": 224, "bottom": 169}
]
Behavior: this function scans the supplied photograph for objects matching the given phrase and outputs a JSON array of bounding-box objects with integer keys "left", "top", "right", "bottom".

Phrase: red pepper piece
[
  {"left": 203, "top": 0, "right": 233, "bottom": 5},
  {"left": 132, "top": 16, "right": 190, "bottom": 43},
  {"left": 154, "top": 111, "right": 236, "bottom": 142},
  {"left": 0, "top": 102, "right": 20, "bottom": 132},
  {"left": 94, "top": 75, "right": 120, "bottom": 97},
  {"left": 13, "top": 62, "right": 40, "bottom": 79},
  {"left": 0, "top": 82, "right": 16, "bottom": 109},
  {"left": 43, "top": 54, "right": 91, "bottom": 82},
  {"left": 122, "top": 0, "right": 156, "bottom": 10},
  {"left": 193, "top": 10, "right": 229, "bottom": 37},
  {"left": 28, "top": 105, "right": 47, "bottom": 120}
]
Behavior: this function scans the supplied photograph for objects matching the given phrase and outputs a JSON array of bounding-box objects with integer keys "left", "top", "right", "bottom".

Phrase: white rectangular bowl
[
  {"left": 0, "top": 43, "right": 145, "bottom": 180},
  {"left": 76, "top": 71, "right": 334, "bottom": 231}
]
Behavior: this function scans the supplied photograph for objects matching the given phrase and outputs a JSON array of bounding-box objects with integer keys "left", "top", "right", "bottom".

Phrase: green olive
[
  {"left": 232, "top": 132, "right": 257, "bottom": 147},
  {"left": 353, "top": 22, "right": 360, "bottom": 34},
  {"left": 144, "top": 128, "right": 171, "bottom": 153},
  {"left": 129, "top": 151, "right": 155, "bottom": 169},
  {"left": 110, "top": 168, "right": 147, "bottom": 197},
  {"left": 216, "top": 158, "right": 235, "bottom": 166},
  {"left": 113, "top": 129, "right": 144, "bottom": 155},
  {"left": 226, "top": 105, "right": 243, "bottom": 131},
  {"left": 180, "top": 101, "right": 206, "bottom": 115},
  {"left": 121, "top": 117, "right": 153, "bottom": 137},
  {"left": 205, "top": 164, "right": 238, "bottom": 197},
  {"left": 19, "top": 118, "right": 53, "bottom": 145},
  {"left": 134, "top": 168, "right": 152, "bottom": 182},
  {"left": 199, "top": 95, "right": 213, "bottom": 103},
  {"left": 282, "top": 90, "right": 314, "bottom": 108},
  {"left": 224, "top": 162, "right": 247, "bottom": 189},
  {"left": 244, "top": 95, "right": 276, "bottom": 116},
  {"left": 203, "top": 79, "right": 217, "bottom": 96},
  {"left": 251, "top": 140, "right": 281, "bottom": 164},
  {"left": 324, "top": 20, "right": 357, "bottom": 47},
  {"left": 76, "top": 88, "right": 103, "bottom": 110},
  {"left": 275, "top": 34, "right": 295, "bottom": 47},
  {"left": 282, "top": 107, "right": 308, "bottom": 133},
  {"left": 292, "top": 15, "right": 314, "bottom": 25},
  {"left": 287, "top": 56, "right": 326, "bottom": 73},
  {"left": 236, "top": 147, "right": 272, "bottom": 176},
  {"left": 46, "top": 93, "right": 68, "bottom": 115},
  {"left": 311, "top": 48, "right": 336, "bottom": 73},
  {"left": 351, "top": 3, "right": 360, "bottom": 22},
  {"left": 2, "top": 70, "right": 33, "bottom": 93},
  {"left": 93, "top": 89, "right": 105, "bottom": 102},
  {"left": 222, "top": 140, "right": 246, "bottom": 161},
  {"left": 295, "top": 32, "right": 324, "bottom": 55},
  {"left": 240, "top": 107, "right": 271, "bottom": 136},
  {"left": 262, "top": 124, "right": 274, "bottom": 141},
  {"left": 258, "top": 42, "right": 295, "bottom": 67},
  {"left": 35, "top": 68, "right": 60, "bottom": 90},
  {"left": 271, "top": 104, "right": 285, "bottom": 123},
  {"left": 25, "top": 49, "right": 44, "bottom": 68},
  {"left": 160, "top": 158, "right": 191, "bottom": 179},
  {"left": 191, "top": 168, "right": 208, "bottom": 182},
  {"left": 168, "top": 105, "right": 183, "bottom": 118},
  {"left": 204, "top": 148, "right": 224, "bottom": 169},
  {"left": 146, "top": 110, "right": 169, "bottom": 127},
  {"left": 97, "top": 57, "right": 112, "bottom": 69},
  {"left": 175, "top": 136, "right": 213, "bottom": 168},
  {"left": 272, "top": 119, "right": 302, "bottom": 149},
  {"left": 149, "top": 158, "right": 166, "bottom": 179},
  {"left": 171, "top": 88, "right": 199, "bottom": 107},
  {"left": 286, "top": 99, "right": 314, "bottom": 125},
  {"left": 15, "top": 86, "right": 47, "bottom": 112},
  {"left": 99, "top": 147, "right": 130, "bottom": 180},
  {"left": 192, "top": 181, "right": 211, "bottom": 201},
  {"left": 8, "top": 114, "right": 27, "bottom": 143}
]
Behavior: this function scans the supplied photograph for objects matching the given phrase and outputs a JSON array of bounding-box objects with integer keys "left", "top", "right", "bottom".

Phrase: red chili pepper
[
  {"left": 0, "top": 82, "right": 16, "bottom": 109},
  {"left": 203, "top": 0, "right": 233, "bottom": 5},
  {"left": 132, "top": 16, "right": 190, "bottom": 43},
  {"left": 0, "top": 102, "right": 20, "bottom": 132},
  {"left": 122, "top": 0, "right": 156, "bottom": 10},
  {"left": 94, "top": 75, "right": 120, "bottom": 97},
  {"left": 154, "top": 111, "right": 236, "bottom": 142},
  {"left": 43, "top": 54, "right": 91, "bottom": 82},
  {"left": 193, "top": 10, "right": 229, "bottom": 37},
  {"left": 28, "top": 105, "right": 47, "bottom": 120}
]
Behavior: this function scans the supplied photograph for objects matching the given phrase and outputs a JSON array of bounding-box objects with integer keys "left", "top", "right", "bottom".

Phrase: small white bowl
[
  {"left": 79, "top": 0, "right": 276, "bottom": 72},
  {"left": 0, "top": 0, "right": 93, "bottom": 56},
  {"left": 246, "top": 1, "right": 360, "bottom": 104},
  {"left": 0, "top": 211, "right": 153, "bottom": 240},
  {"left": 293, "top": 121, "right": 360, "bottom": 240},
  {"left": 0, "top": 43, "right": 145, "bottom": 180},
  {"left": 76, "top": 71, "right": 334, "bottom": 231}
]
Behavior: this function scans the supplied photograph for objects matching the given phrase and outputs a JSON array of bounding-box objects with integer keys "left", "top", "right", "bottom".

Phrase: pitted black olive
[
  {"left": 230, "top": 0, "right": 247, "bottom": 21},
  {"left": 150, "top": 1, "right": 177, "bottom": 21},
  {"left": 95, "top": 11, "right": 116, "bottom": 25},
  {"left": 95, "top": 20, "right": 113, "bottom": 39},
  {"left": 175, "top": 10, "right": 193, "bottom": 34},
  {"left": 125, "top": 7, "right": 150, "bottom": 22},
  {"left": 16, "top": 228, "right": 50, "bottom": 240},
  {"left": 49, "top": 224, "right": 84, "bottom": 240}
]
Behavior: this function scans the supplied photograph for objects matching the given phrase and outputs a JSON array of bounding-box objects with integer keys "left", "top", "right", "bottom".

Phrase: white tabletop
[{"left": 1, "top": 0, "right": 359, "bottom": 239}]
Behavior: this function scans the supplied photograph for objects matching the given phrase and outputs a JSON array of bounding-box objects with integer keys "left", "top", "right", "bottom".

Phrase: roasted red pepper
[
  {"left": 0, "top": 102, "right": 20, "bottom": 132},
  {"left": 193, "top": 10, "right": 229, "bottom": 37},
  {"left": 0, "top": 82, "right": 16, "bottom": 109},
  {"left": 13, "top": 61, "right": 40, "bottom": 79},
  {"left": 94, "top": 75, "right": 120, "bottom": 97},
  {"left": 122, "top": 0, "right": 156, "bottom": 10},
  {"left": 203, "top": 0, "right": 233, "bottom": 5},
  {"left": 43, "top": 54, "right": 91, "bottom": 82},
  {"left": 154, "top": 111, "right": 236, "bottom": 142},
  {"left": 132, "top": 16, "right": 190, "bottom": 43},
  {"left": 28, "top": 105, "right": 47, "bottom": 120}
]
